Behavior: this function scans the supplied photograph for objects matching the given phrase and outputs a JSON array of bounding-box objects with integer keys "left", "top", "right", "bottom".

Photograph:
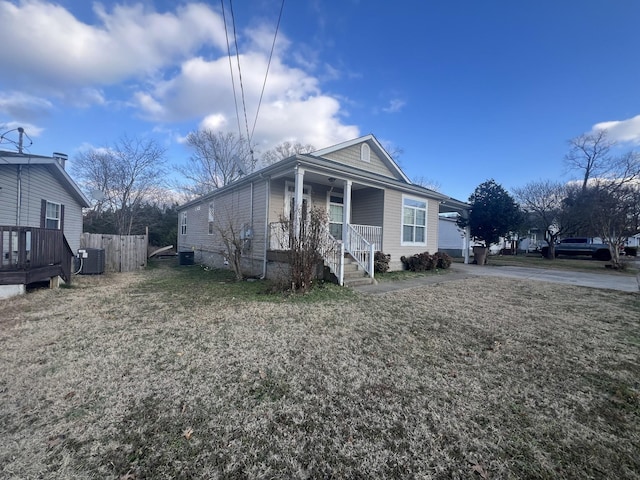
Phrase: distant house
[
  {"left": 177, "top": 134, "right": 468, "bottom": 286},
  {"left": 0, "top": 151, "right": 90, "bottom": 296}
]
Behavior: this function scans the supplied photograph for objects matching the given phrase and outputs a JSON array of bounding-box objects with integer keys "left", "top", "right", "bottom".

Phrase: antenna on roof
[{"left": 0, "top": 127, "right": 33, "bottom": 153}]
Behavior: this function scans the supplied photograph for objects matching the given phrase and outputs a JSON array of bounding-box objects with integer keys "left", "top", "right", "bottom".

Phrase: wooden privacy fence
[{"left": 80, "top": 232, "right": 148, "bottom": 273}]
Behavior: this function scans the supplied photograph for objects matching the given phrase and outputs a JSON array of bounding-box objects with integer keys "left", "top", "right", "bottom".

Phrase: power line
[
  {"left": 251, "top": 0, "right": 285, "bottom": 143},
  {"left": 228, "top": 0, "right": 251, "bottom": 149},
  {"left": 220, "top": 0, "right": 243, "bottom": 140}
]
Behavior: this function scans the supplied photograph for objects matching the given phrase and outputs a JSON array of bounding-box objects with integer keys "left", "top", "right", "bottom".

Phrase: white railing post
[
  {"left": 369, "top": 243, "right": 375, "bottom": 280},
  {"left": 339, "top": 243, "right": 345, "bottom": 286}
]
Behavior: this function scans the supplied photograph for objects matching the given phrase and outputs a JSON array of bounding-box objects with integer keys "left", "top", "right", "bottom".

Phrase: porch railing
[
  {"left": 350, "top": 224, "right": 382, "bottom": 251},
  {"left": 268, "top": 221, "right": 381, "bottom": 285},
  {"left": 319, "top": 226, "right": 345, "bottom": 286},
  {"left": 345, "top": 224, "right": 376, "bottom": 278},
  {"left": 1, "top": 226, "right": 73, "bottom": 282}
]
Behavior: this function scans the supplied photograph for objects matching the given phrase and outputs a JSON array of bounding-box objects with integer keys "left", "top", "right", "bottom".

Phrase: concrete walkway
[{"left": 354, "top": 261, "right": 640, "bottom": 294}]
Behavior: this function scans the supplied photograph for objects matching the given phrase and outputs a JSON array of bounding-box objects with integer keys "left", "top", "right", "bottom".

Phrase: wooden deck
[{"left": 0, "top": 226, "right": 73, "bottom": 286}]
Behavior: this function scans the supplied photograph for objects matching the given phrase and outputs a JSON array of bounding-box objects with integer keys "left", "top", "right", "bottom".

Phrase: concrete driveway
[
  {"left": 355, "top": 260, "right": 640, "bottom": 294},
  {"left": 451, "top": 262, "right": 640, "bottom": 293}
]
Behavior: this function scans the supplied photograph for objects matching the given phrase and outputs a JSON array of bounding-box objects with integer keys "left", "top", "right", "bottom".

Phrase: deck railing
[{"left": 0, "top": 226, "right": 73, "bottom": 282}]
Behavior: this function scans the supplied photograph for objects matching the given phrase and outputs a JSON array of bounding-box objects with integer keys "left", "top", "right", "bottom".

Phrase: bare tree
[
  {"left": 176, "top": 130, "right": 256, "bottom": 197},
  {"left": 565, "top": 129, "right": 615, "bottom": 191},
  {"left": 513, "top": 180, "right": 573, "bottom": 258},
  {"left": 73, "top": 135, "right": 167, "bottom": 235},
  {"left": 412, "top": 176, "right": 441, "bottom": 192},
  {"left": 575, "top": 152, "right": 640, "bottom": 267},
  {"left": 261, "top": 141, "right": 315, "bottom": 165}
]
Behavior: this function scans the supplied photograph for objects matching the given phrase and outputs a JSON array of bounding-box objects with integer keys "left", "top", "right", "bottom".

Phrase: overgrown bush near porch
[
  {"left": 374, "top": 251, "right": 390, "bottom": 273},
  {"left": 276, "top": 205, "right": 334, "bottom": 293},
  {"left": 401, "top": 251, "right": 452, "bottom": 272}
]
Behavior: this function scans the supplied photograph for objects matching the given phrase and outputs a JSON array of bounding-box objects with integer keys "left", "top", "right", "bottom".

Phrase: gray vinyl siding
[
  {"left": 382, "top": 189, "right": 439, "bottom": 270},
  {"left": 267, "top": 178, "right": 329, "bottom": 224},
  {"left": 0, "top": 166, "right": 19, "bottom": 225},
  {"left": 351, "top": 188, "right": 383, "bottom": 227},
  {"left": 320, "top": 144, "right": 403, "bottom": 180},
  {"left": 0, "top": 164, "right": 84, "bottom": 252},
  {"left": 178, "top": 180, "right": 268, "bottom": 276}
]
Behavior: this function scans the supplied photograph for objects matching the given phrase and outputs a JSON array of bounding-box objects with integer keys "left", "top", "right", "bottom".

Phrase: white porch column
[
  {"left": 293, "top": 166, "right": 305, "bottom": 238},
  {"left": 464, "top": 226, "right": 471, "bottom": 264},
  {"left": 342, "top": 179, "right": 352, "bottom": 245}
]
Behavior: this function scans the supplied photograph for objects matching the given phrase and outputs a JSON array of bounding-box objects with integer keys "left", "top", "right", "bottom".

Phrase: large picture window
[
  {"left": 45, "top": 201, "right": 61, "bottom": 229},
  {"left": 402, "top": 196, "right": 427, "bottom": 245}
]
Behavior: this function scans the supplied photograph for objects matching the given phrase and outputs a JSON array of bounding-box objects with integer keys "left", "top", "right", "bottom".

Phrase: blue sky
[{"left": 1, "top": 0, "right": 639, "bottom": 202}]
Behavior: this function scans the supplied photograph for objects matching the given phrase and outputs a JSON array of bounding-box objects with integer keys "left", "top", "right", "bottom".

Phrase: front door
[{"left": 327, "top": 192, "right": 344, "bottom": 240}]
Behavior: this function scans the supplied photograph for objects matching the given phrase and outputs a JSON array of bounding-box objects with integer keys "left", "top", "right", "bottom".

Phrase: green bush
[
  {"left": 624, "top": 246, "right": 637, "bottom": 257},
  {"left": 374, "top": 251, "right": 390, "bottom": 273},
  {"left": 433, "top": 251, "right": 452, "bottom": 269}
]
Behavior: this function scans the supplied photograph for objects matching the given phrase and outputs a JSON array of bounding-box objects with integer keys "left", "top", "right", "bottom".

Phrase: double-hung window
[
  {"left": 45, "top": 201, "right": 61, "bottom": 229},
  {"left": 180, "top": 212, "right": 187, "bottom": 235},
  {"left": 208, "top": 202, "right": 215, "bottom": 235},
  {"left": 402, "top": 196, "right": 427, "bottom": 245}
]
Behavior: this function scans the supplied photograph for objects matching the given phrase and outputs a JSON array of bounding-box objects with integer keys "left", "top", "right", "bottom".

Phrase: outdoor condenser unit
[{"left": 79, "top": 248, "right": 105, "bottom": 275}]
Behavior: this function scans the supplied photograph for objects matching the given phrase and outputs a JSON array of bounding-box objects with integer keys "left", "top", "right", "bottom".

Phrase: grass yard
[{"left": 1, "top": 261, "right": 639, "bottom": 479}]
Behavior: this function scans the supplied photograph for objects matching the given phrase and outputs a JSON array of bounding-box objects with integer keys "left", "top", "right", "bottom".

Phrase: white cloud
[
  {"left": 200, "top": 114, "right": 229, "bottom": 131},
  {"left": 592, "top": 114, "right": 640, "bottom": 144},
  {"left": 134, "top": 49, "right": 358, "bottom": 150},
  {"left": 0, "top": 1, "right": 226, "bottom": 90},
  {"left": 0, "top": 92, "right": 53, "bottom": 120},
  {"left": 382, "top": 98, "right": 406, "bottom": 114},
  {"left": 0, "top": 1, "right": 361, "bottom": 154}
]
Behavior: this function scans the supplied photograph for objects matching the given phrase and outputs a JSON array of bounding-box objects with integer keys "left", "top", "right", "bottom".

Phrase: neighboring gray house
[
  {"left": 438, "top": 215, "right": 469, "bottom": 257},
  {"left": 177, "top": 134, "right": 468, "bottom": 285},
  {"left": 1, "top": 151, "right": 90, "bottom": 295}
]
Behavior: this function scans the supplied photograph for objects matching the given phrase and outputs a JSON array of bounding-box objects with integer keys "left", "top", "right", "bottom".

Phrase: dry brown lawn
[{"left": 1, "top": 262, "right": 639, "bottom": 479}]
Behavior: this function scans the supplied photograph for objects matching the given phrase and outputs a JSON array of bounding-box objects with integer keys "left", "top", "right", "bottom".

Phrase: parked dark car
[{"left": 541, "top": 237, "right": 612, "bottom": 261}]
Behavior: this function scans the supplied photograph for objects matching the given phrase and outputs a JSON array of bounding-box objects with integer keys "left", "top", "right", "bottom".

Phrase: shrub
[
  {"left": 624, "top": 246, "right": 637, "bottom": 257},
  {"left": 374, "top": 251, "right": 390, "bottom": 273},
  {"left": 433, "top": 251, "right": 452, "bottom": 269},
  {"left": 400, "top": 252, "right": 434, "bottom": 272}
]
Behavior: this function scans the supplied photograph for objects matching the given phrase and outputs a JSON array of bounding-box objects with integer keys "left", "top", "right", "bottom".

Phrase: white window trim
[
  {"left": 208, "top": 202, "right": 215, "bottom": 235},
  {"left": 180, "top": 211, "right": 187, "bottom": 235},
  {"left": 284, "top": 181, "right": 311, "bottom": 218},
  {"left": 326, "top": 190, "right": 344, "bottom": 240},
  {"left": 401, "top": 194, "right": 427, "bottom": 246},
  {"left": 360, "top": 143, "right": 371, "bottom": 163},
  {"left": 45, "top": 201, "right": 61, "bottom": 230}
]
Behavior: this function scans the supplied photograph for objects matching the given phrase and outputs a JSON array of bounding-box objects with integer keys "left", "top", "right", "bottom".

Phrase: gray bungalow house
[
  {"left": 0, "top": 151, "right": 90, "bottom": 296},
  {"left": 177, "top": 134, "right": 468, "bottom": 285}
]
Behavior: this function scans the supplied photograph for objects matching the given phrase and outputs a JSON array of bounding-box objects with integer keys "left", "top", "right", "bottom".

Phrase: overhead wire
[
  {"left": 220, "top": 0, "right": 243, "bottom": 141},
  {"left": 250, "top": 0, "right": 285, "bottom": 143},
  {"left": 228, "top": 0, "right": 252, "bottom": 152}
]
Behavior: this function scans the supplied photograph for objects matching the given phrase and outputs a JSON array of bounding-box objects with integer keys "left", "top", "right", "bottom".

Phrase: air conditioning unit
[{"left": 79, "top": 248, "right": 105, "bottom": 274}]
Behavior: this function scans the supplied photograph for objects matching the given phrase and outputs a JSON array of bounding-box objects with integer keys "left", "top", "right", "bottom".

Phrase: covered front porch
[{"left": 266, "top": 166, "right": 384, "bottom": 285}]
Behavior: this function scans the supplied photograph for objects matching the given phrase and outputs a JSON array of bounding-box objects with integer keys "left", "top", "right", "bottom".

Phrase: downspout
[{"left": 262, "top": 177, "right": 270, "bottom": 279}]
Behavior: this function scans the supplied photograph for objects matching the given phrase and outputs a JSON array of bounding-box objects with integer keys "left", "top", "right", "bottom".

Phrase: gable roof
[
  {"left": 0, "top": 151, "right": 90, "bottom": 207},
  {"left": 311, "top": 134, "right": 411, "bottom": 183}
]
